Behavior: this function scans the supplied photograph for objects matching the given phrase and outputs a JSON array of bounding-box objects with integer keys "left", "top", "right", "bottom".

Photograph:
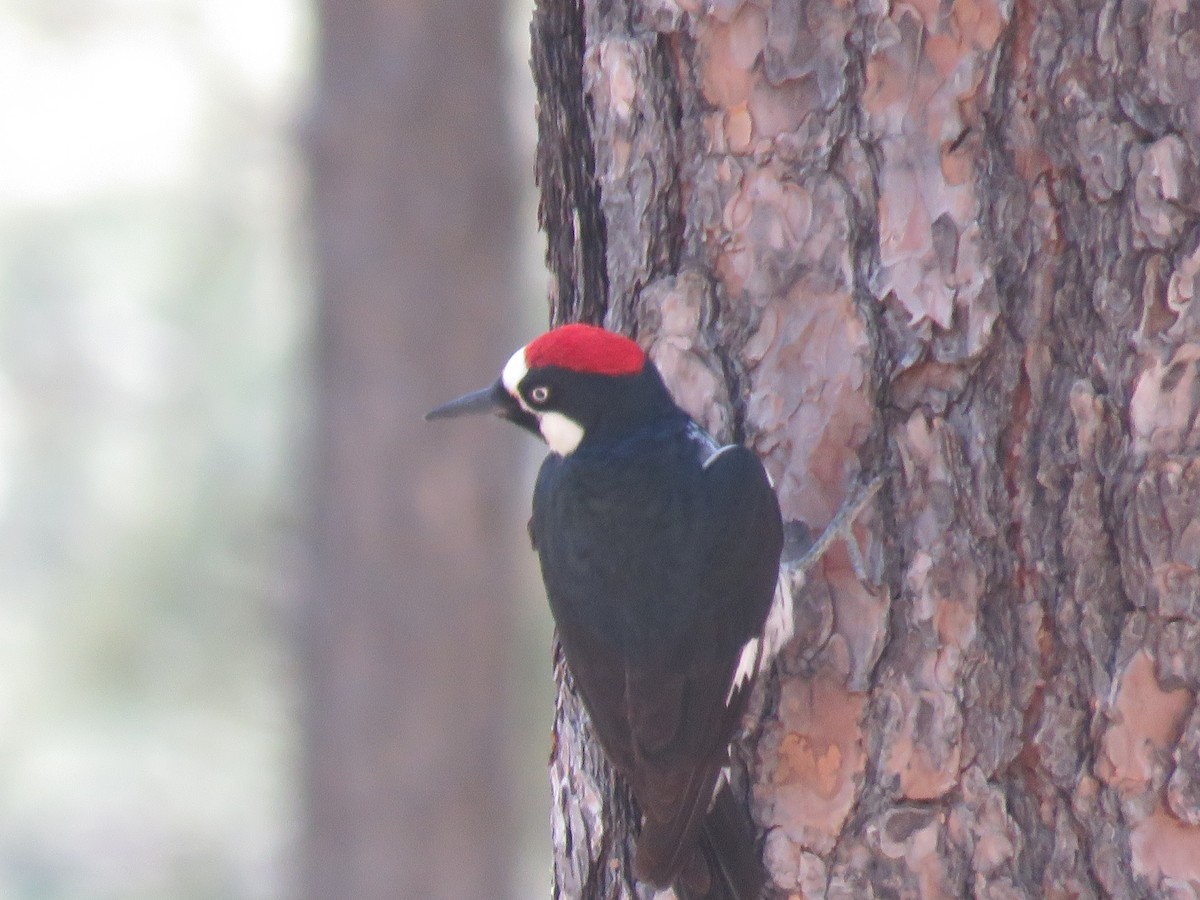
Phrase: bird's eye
[{"left": 530, "top": 385, "right": 551, "bottom": 405}]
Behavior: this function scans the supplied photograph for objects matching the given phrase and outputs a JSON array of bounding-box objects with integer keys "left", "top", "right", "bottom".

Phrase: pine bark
[
  {"left": 303, "top": 2, "right": 520, "bottom": 898},
  {"left": 534, "top": 1, "right": 1200, "bottom": 896}
]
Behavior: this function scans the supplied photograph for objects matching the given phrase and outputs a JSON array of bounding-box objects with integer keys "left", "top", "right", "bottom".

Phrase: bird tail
[{"left": 672, "top": 782, "right": 765, "bottom": 900}]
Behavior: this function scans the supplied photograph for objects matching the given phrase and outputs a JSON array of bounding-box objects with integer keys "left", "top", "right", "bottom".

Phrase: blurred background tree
[
  {"left": 302, "top": 1, "right": 539, "bottom": 898},
  {"left": 0, "top": 0, "right": 548, "bottom": 898}
]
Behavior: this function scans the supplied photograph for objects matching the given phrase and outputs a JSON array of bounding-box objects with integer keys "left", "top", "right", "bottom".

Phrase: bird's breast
[{"left": 532, "top": 448, "right": 704, "bottom": 651}]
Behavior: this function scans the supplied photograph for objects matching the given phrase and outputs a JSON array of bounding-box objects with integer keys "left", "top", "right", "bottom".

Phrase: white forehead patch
[
  {"left": 503, "top": 343, "right": 583, "bottom": 453},
  {"left": 501, "top": 347, "right": 529, "bottom": 395},
  {"left": 540, "top": 411, "right": 585, "bottom": 456}
]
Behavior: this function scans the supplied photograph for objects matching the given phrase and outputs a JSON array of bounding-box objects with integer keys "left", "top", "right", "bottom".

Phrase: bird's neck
[{"left": 573, "top": 410, "right": 691, "bottom": 457}]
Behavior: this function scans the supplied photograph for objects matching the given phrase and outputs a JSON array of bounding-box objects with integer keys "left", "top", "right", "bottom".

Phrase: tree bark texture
[
  {"left": 534, "top": 0, "right": 1200, "bottom": 896},
  {"left": 304, "top": 2, "right": 520, "bottom": 898}
]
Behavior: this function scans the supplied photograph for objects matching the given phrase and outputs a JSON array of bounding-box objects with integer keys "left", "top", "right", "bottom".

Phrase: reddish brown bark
[{"left": 535, "top": 0, "right": 1200, "bottom": 896}]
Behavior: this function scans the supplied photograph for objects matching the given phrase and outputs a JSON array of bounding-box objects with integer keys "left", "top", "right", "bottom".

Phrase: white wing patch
[
  {"left": 727, "top": 636, "right": 761, "bottom": 705},
  {"left": 710, "top": 765, "right": 731, "bottom": 805},
  {"left": 702, "top": 443, "right": 737, "bottom": 470},
  {"left": 699, "top": 428, "right": 797, "bottom": 704},
  {"left": 724, "top": 573, "right": 795, "bottom": 707}
]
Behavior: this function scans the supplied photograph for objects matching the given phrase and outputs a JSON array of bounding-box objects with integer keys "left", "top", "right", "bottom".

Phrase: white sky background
[
  {"left": 0, "top": 0, "right": 300, "bottom": 204},
  {"left": 0, "top": 1, "right": 309, "bottom": 897}
]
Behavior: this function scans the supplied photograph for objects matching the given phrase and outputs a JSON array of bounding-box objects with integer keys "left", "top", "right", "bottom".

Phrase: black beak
[
  {"left": 426, "top": 379, "right": 540, "bottom": 437},
  {"left": 425, "top": 379, "right": 509, "bottom": 420}
]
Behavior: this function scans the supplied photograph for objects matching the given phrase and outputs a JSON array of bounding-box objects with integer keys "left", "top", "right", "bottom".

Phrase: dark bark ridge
[{"left": 532, "top": 0, "right": 610, "bottom": 327}]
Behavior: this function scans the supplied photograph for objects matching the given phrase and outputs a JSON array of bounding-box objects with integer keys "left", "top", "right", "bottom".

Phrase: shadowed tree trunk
[
  {"left": 303, "top": 2, "right": 520, "bottom": 898},
  {"left": 534, "top": 0, "right": 1200, "bottom": 896}
]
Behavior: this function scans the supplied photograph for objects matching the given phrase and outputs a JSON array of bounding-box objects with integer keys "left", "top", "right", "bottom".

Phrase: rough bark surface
[
  {"left": 304, "top": 2, "right": 520, "bottom": 898},
  {"left": 534, "top": 0, "right": 1200, "bottom": 897}
]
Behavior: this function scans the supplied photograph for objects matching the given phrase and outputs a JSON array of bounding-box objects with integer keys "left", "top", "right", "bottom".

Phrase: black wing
[
  {"left": 532, "top": 441, "right": 782, "bottom": 888},
  {"left": 628, "top": 443, "right": 782, "bottom": 886}
]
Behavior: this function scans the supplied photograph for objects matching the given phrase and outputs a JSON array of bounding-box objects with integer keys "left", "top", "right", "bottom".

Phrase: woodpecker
[{"left": 427, "top": 323, "right": 790, "bottom": 900}]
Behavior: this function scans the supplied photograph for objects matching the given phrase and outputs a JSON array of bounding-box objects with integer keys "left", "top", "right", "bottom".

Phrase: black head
[{"left": 426, "top": 324, "right": 680, "bottom": 454}]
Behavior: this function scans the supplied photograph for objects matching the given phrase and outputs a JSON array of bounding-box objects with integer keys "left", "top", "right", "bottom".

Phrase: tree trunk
[
  {"left": 534, "top": 0, "right": 1200, "bottom": 896},
  {"left": 303, "top": 2, "right": 520, "bottom": 898}
]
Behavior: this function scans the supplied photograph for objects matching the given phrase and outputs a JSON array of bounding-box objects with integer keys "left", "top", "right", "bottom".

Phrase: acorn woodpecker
[{"left": 427, "top": 323, "right": 789, "bottom": 900}]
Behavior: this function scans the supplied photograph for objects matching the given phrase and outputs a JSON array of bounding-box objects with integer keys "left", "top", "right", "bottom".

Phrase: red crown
[{"left": 525, "top": 324, "right": 645, "bottom": 376}]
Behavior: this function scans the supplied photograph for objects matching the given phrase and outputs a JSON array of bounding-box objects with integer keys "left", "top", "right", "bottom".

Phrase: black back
[{"left": 529, "top": 381, "right": 782, "bottom": 890}]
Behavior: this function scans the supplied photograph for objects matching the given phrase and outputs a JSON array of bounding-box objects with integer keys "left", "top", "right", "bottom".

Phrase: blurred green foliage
[{"left": 0, "top": 1, "right": 308, "bottom": 897}]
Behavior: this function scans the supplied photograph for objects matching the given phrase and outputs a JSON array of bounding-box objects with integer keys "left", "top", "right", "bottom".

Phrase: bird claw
[{"left": 785, "top": 471, "right": 885, "bottom": 583}]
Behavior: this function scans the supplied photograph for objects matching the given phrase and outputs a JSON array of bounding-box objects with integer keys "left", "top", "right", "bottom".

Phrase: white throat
[{"left": 540, "top": 411, "right": 585, "bottom": 455}]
